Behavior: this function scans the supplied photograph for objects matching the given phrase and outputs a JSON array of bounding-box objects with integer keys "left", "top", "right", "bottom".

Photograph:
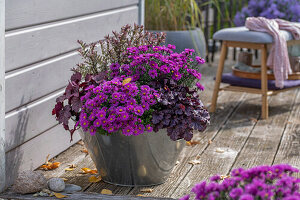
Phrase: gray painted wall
[
  {"left": 0, "top": 0, "right": 5, "bottom": 193},
  {"left": 4, "top": 0, "right": 141, "bottom": 187}
]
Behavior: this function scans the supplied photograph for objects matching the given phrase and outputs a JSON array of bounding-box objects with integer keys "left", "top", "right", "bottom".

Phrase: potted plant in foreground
[
  {"left": 52, "top": 24, "right": 210, "bottom": 186},
  {"left": 145, "top": 0, "right": 207, "bottom": 58}
]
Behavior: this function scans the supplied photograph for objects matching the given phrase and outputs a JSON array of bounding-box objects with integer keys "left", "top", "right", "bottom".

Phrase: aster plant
[
  {"left": 234, "top": 0, "right": 300, "bottom": 26},
  {"left": 180, "top": 164, "right": 300, "bottom": 200},
  {"left": 52, "top": 24, "right": 210, "bottom": 141}
]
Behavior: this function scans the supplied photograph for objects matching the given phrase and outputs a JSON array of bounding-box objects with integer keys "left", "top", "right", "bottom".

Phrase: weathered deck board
[
  {"left": 230, "top": 90, "right": 298, "bottom": 169},
  {"left": 170, "top": 95, "right": 262, "bottom": 198},
  {"left": 0, "top": 192, "right": 174, "bottom": 200},
  {"left": 273, "top": 89, "right": 300, "bottom": 170}
]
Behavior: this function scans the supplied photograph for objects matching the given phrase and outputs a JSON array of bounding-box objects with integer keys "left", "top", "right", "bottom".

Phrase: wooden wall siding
[
  {"left": 5, "top": 125, "right": 81, "bottom": 186},
  {"left": 5, "top": 89, "right": 64, "bottom": 152},
  {"left": 4, "top": 0, "right": 141, "bottom": 188},
  {"left": 5, "top": 6, "right": 139, "bottom": 72},
  {"left": 5, "top": 51, "right": 80, "bottom": 112},
  {"left": 0, "top": 0, "right": 5, "bottom": 193},
  {"left": 5, "top": 0, "right": 138, "bottom": 30}
]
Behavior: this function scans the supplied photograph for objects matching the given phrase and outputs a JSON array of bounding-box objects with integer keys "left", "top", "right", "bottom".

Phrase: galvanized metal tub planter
[{"left": 80, "top": 129, "right": 185, "bottom": 186}]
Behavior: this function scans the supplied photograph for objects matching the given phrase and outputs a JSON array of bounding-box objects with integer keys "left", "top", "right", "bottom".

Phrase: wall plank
[
  {"left": 5, "top": 90, "right": 64, "bottom": 152},
  {"left": 5, "top": 51, "right": 80, "bottom": 112},
  {"left": 5, "top": 124, "right": 80, "bottom": 186},
  {"left": 5, "top": 6, "right": 139, "bottom": 72},
  {"left": 0, "top": 0, "right": 5, "bottom": 192},
  {"left": 6, "top": 0, "right": 138, "bottom": 30}
]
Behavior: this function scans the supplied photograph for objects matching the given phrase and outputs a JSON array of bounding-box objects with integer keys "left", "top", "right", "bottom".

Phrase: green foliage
[{"left": 145, "top": 0, "right": 203, "bottom": 31}]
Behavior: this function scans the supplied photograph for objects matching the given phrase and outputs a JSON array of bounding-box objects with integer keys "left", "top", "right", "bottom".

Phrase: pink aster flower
[
  {"left": 134, "top": 106, "right": 144, "bottom": 116},
  {"left": 196, "top": 82, "right": 205, "bottom": 91}
]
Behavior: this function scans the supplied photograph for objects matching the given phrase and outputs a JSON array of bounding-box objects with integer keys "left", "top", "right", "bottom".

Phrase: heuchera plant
[
  {"left": 234, "top": 0, "right": 300, "bottom": 26},
  {"left": 53, "top": 24, "right": 210, "bottom": 141},
  {"left": 180, "top": 164, "right": 300, "bottom": 200}
]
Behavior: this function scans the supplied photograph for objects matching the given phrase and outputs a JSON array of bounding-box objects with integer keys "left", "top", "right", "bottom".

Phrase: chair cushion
[
  {"left": 213, "top": 27, "right": 294, "bottom": 43},
  {"left": 221, "top": 73, "right": 300, "bottom": 90}
]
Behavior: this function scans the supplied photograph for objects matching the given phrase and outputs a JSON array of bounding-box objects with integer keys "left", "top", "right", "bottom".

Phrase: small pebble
[
  {"left": 39, "top": 191, "right": 49, "bottom": 197},
  {"left": 48, "top": 178, "right": 65, "bottom": 192}
]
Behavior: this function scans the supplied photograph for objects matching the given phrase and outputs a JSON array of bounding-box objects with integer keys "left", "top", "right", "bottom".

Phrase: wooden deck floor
[{"left": 29, "top": 55, "right": 300, "bottom": 199}]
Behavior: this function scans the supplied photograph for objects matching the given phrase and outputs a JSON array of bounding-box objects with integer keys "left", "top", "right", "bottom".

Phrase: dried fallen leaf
[
  {"left": 40, "top": 162, "right": 61, "bottom": 170},
  {"left": 88, "top": 175, "right": 102, "bottom": 183},
  {"left": 81, "top": 148, "right": 89, "bottom": 154},
  {"left": 140, "top": 188, "right": 153, "bottom": 193},
  {"left": 81, "top": 167, "right": 98, "bottom": 174},
  {"left": 186, "top": 140, "right": 200, "bottom": 146},
  {"left": 188, "top": 159, "right": 201, "bottom": 165},
  {"left": 78, "top": 140, "right": 84, "bottom": 145},
  {"left": 175, "top": 161, "right": 180, "bottom": 165},
  {"left": 68, "top": 164, "right": 76, "bottom": 168},
  {"left": 101, "top": 189, "right": 112, "bottom": 195},
  {"left": 216, "top": 148, "right": 225, "bottom": 153},
  {"left": 61, "top": 178, "right": 68, "bottom": 181},
  {"left": 64, "top": 168, "right": 75, "bottom": 171},
  {"left": 208, "top": 139, "right": 213, "bottom": 145},
  {"left": 220, "top": 175, "right": 230, "bottom": 180},
  {"left": 122, "top": 77, "right": 132, "bottom": 86},
  {"left": 53, "top": 192, "right": 67, "bottom": 199},
  {"left": 287, "top": 121, "right": 292, "bottom": 124},
  {"left": 137, "top": 194, "right": 145, "bottom": 197},
  {"left": 250, "top": 117, "right": 258, "bottom": 123}
]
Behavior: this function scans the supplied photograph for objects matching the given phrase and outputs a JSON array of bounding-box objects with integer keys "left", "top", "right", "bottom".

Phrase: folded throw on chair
[{"left": 245, "top": 17, "right": 300, "bottom": 88}]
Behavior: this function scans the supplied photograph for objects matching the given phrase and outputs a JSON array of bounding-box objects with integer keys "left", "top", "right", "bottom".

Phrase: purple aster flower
[
  {"left": 167, "top": 44, "right": 176, "bottom": 50},
  {"left": 89, "top": 126, "right": 96, "bottom": 136},
  {"left": 97, "top": 111, "right": 106, "bottom": 119},
  {"left": 145, "top": 124, "right": 153, "bottom": 132},
  {"left": 80, "top": 119, "right": 89, "bottom": 129},
  {"left": 179, "top": 195, "right": 190, "bottom": 200},
  {"left": 196, "top": 82, "right": 205, "bottom": 91},
  {"left": 148, "top": 69, "right": 158, "bottom": 78},
  {"left": 93, "top": 119, "right": 102, "bottom": 127},
  {"left": 141, "top": 101, "right": 149, "bottom": 110},
  {"left": 161, "top": 65, "right": 170, "bottom": 73},
  {"left": 110, "top": 63, "right": 120, "bottom": 71},
  {"left": 153, "top": 46, "right": 162, "bottom": 51},
  {"left": 107, "top": 125, "right": 115, "bottom": 133},
  {"left": 116, "top": 106, "right": 126, "bottom": 114},
  {"left": 229, "top": 188, "right": 244, "bottom": 199},
  {"left": 126, "top": 105, "right": 134, "bottom": 112},
  {"left": 108, "top": 115, "right": 116, "bottom": 123},
  {"left": 140, "top": 85, "right": 150, "bottom": 92},
  {"left": 239, "top": 194, "right": 254, "bottom": 200},
  {"left": 120, "top": 112, "right": 129, "bottom": 121},
  {"left": 134, "top": 106, "right": 144, "bottom": 116},
  {"left": 122, "top": 126, "right": 133, "bottom": 136},
  {"left": 172, "top": 72, "right": 182, "bottom": 81},
  {"left": 195, "top": 56, "right": 205, "bottom": 64},
  {"left": 149, "top": 60, "right": 158, "bottom": 69}
]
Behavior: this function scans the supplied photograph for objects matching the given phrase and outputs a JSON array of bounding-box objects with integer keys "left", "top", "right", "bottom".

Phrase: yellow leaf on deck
[
  {"left": 53, "top": 193, "right": 67, "bottom": 198},
  {"left": 188, "top": 159, "right": 201, "bottom": 165},
  {"left": 122, "top": 78, "right": 132, "bottom": 86},
  {"left": 81, "top": 148, "right": 89, "bottom": 154},
  {"left": 39, "top": 162, "right": 61, "bottom": 170},
  {"left": 88, "top": 176, "right": 102, "bottom": 183},
  {"left": 81, "top": 167, "right": 92, "bottom": 173},
  {"left": 140, "top": 188, "right": 153, "bottom": 193},
  {"left": 81, "top": 167, "right": 97, "bottom": 174},
  {"left": 186, "top": 140, "right": 200, "bottom": 146},
  {"left": 101, "top": 189, "right": 112, "bottom": 195},
  {"left": 62, "top": 178, "right": 68, "bottom": 181},
  {"left": 137, "top": 194, "right": 145, "bottom": 197},
  {"left": 64, "top": 168, "right": 75, "bottom": 171}
]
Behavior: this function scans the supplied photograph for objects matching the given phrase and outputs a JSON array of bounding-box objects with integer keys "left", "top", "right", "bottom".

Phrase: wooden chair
[{"left": 210, "top": 27, "right": 300, "bottom": 119}]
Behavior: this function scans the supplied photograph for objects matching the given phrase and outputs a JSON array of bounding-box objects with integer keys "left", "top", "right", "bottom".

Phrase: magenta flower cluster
[
  {"left": 110, "top": 44, "right": 206, "bottom": 89},
  {"left": 78, "top": 76, "right": 158, "bottom": 136},
  {"left": 181, "top": 164, "right": 300, "bottom": 200}
]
